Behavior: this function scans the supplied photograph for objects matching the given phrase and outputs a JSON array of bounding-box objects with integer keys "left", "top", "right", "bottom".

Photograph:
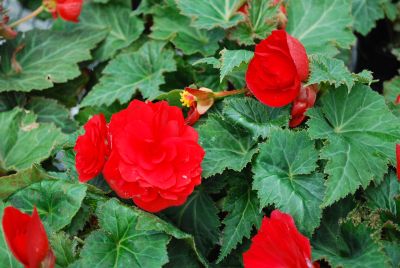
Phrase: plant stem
[
  {"left": 9, "top": 5, "right": 44, "bottom": 28},
  {"left": 214, "top": 88, "right": 248, "bottom": 99}
]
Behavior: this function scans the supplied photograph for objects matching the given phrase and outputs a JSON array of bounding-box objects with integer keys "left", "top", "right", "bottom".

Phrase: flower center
[{"left": 180, "top": 90, "right": 196, "bottom": 107}]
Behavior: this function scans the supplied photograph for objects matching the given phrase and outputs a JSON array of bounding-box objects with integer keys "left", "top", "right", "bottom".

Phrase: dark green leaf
[{"left": 50, "top": 232, "right": 77, "bottom": 268}]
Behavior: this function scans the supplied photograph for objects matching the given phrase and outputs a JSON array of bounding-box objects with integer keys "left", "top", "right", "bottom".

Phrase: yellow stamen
[{"left": 180, "top": 90, "right": 196, "bottom": 107}]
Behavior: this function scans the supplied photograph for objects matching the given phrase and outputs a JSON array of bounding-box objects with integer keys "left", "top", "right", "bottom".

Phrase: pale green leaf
[
  {"left": 217, "top": 178, "right": 261, "bottom": 262},
  {"left": 0, "top": 165, "right": 53, "bottom": 200},
  {"left": 307, "top": 84, "right": 400, "bottom": 207},
  {"left": 176, "top": 0, "right": 245, "bottom": 29},
  {"left": 150, "top": 0, "right": 223, "bottom": 56},
  {"left": 79, "top": 199, "right": 170, "bottom": 268},
  {"left": 0, "top": 29, "right": 106, "bottom": 92},
  {"left": 352, "top": 0, "right": 385, "bottom": 36},
  {"left": 81, "top": 41, "right": 176, "bottom": 107},
  {"left": 50, "top": 232, "right": 77, "bottom": 268},
  {"left": 77, "top": 3, "right": 144, "bottom": 61},
  {"left": 252, "top": 129, "right": 324, "bottom": 235},
  {"left": 9, "top": 180, "right": 87, "bottom": 232},
  {"left": 223, "top": 97, "right": 289, "bottom": 139},
  {"left": 220, "top": 49, "right": 253, "bottom": 81},
  {"left": 197, "top": 115, "right": 258, "bottom": 178},
  {"left": 364, "top": 172, "right": 400, "bottom": 215},
  {"left": 230, "top": 0, "right": 279, "bottom": 45},
  {"left": 287, "top": 0, "right": 355, "bottom": 55},
  {"left": 0, "top": 108, "right": 64, "bottom": 172},
  {"left": 307, "top": 54, "right": 354, "bottom": 91},
  {"left": 26, "top": 97, "right": 77, "bottom": 133},
  {"left": 0, "top": 201, "right": 23, "bottom": 268}
]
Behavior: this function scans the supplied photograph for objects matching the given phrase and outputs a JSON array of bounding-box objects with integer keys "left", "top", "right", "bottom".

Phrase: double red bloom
[
  {"left": 243, "top": 210, "right": 319, "bottom": 268},
  {"left": 246, "top": 30, "right": 309, "bottom": 107},
  {"left": 75, "top": 100, "right": 205, "bottom": 212},
  {"left": 2, "top": 207, "right": 55, "bottom": 268}
]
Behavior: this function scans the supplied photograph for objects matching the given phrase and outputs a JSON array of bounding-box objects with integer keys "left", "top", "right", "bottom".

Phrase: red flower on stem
[
  {"left": 43, "top": 0, "right": 83, "bottom": 22},
  {"left": 180, "top": 87, "right": 215, "bottom": 126},
  {"left": 243, "top": 210, "right": 318, "bottom": 268},
  {"left": 396, "top": 144, "right": 400, "bottom": 181},
  {"left": 246, "top": 30, "right": 309, "bottom": 107},
  {"left": 290, "top": 84, "right": 318, "bottom": 128},
  {"left": 102, "top": 100, "right": 205, "bottom": 212},
  {"left": 2, "top": 206, "right": 55, "bottom": 268},
  {"left": 74, "top": 114, "right": 109, "bottom": 182}
]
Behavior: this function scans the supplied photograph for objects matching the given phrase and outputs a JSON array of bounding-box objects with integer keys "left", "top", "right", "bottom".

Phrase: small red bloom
[
  {"left": 2, "top": 207, "right": 55, "bottom": 268},
  {"left": 243, "top": 210, "right": 318, "bottom": 268},
  {"left": 290, "top": 84, "right": 318, "bottom": 128},
  {"left": 103, "top": 100, "right": 205, "bottom": 212},
  {"left": 246, "top": 30, "right": 309, "bottom": 107},
  {"left": 180, "top": 87, "right": 215, "bottom": 126},
  {"left": 395, "top": 95, "right": 400, "bottom": 105},
  {"left": 74, "top": 114, "right": 109, "bottom": 182},
  {"left": 44, "top": 0, "right": 83, "bottom": 22},
  {"left": 396, "top": 144, "right": 400, "bottom": 181}
]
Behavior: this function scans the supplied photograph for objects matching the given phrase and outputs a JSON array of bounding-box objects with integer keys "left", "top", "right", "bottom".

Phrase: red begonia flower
[
  {"left": 396, "top": 144, "right": 400, "bottom": 181},
  {"left": 74, "top": 114, "right": 109, "bottom": 182},
  {"left": 243, "top": 210, "right": 318, "bottom": 268},
  {"left": 103, "top": 100, "right": 205, "bottom": 212},
  {"left": 2, "top": 207, "right": 55, "bottom": 268},
  {"left": 246, "top": 30, "right": 309, "bottom": 107},
  {"left": 290, "top": 84, "right": 318, "bottom": 127},
  {"left": 44, "top": 0, "right": 83, "bottom": 22}
]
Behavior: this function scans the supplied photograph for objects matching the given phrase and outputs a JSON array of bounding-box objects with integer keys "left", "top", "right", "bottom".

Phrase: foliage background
[{"left": 0, "top": 0, "right": 400, "bottom": 267}]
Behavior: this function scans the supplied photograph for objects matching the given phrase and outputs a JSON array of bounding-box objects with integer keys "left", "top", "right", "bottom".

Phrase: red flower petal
[
  {"left": 27, "top": 208, "right": 50, "bottom": 268},
  {"left": 74, "top": 114, "right": 109, "bottom": 182},
  {"left": 55, "top": 0, "right": 83, "bottom": 22},
  {"left": 243, "top": 210, "right": 313, "bottom": 268}
]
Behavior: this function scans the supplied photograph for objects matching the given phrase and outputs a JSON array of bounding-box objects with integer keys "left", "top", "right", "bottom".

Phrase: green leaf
[
  {"left": 0, "top": 201, "right": 23, "bottom": 268},
  {"left": 197, "top": 114, "right": 258, "bottom": 178},
  {"left": 9, "top": 180, "right": 87, "bottom": 232},
  {"left": 0, "top": 165, "right": 53, "bottom": 200},
  {"left": 364, "top": 172, "right": 400, "bottom": 215},
  {"left": 164, "top": 188, "right": 220, "bottom": 256},
  {"left": 252, "top": 129, "right": 324, "bottom": 235},
  {"left": 352, "top": 0, "right": 385, "bottom": 36},
  {"left": 81, "top": 41, "right": 176, "bottom": 107},
  {"left": 217, "top": 178, "right": 261, "bottom": 263},
  {"left": 313, "top": 221, "right": 389, "bottom": 267},
  {"left": 79, "top": 199, "right": 170, "bottom": 268},
  {"left": 230, "top": 0, "right": 279, "bottom": 45},
  {"left": 26, "top": 97, "right": 78, "bottom": 133},
  {"left": 307, "top": 84, "right": 400, "bottom": 207},
  {"left": 307, "top": 54, "right": 354, "bottom": 91},
  {"left": 219, "top": 49, "right": 254, "bottom": 81},
  {"left": 383, "top": 241, "right": 400, "bottom": 268},
  {"left": 0, "top": 29, "right": 106, "bottom": 92},
  {"left": 50, "top": 232, "right": 77, "bottom": 268},
  {"left": 286, "top": 0, "right": 355, "bottom": 55},
  {"left": 150, "top": 0, "right": 223, "bottom": 56},
  {"left": 384, "top": 76, "right": 400, "bottom": 104},
  {"left": 0, "top": 108, "right": 64, "bottom": 172},
  {"left": 223, "top": 97, "right": 289, "bottom": 139},
  {"left": 76, "top": 3, "right": 144, "bottom": 61},
  {"left": 165, "top": 239, "right": 201, "bottom": 268},
  {"left": 176, "top": 0, "right": 245, "bottom": 29}
]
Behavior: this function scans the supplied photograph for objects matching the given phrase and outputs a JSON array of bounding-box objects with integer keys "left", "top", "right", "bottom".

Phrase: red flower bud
[
  {"left": 2, "top": 207, "right": 55, "bottom": 268},
  {"left": 44, "top": 0, "right": 83, "bottom": 22},
  {"left": 289, "top": 84, "right": 318, "bottom": 128},
  {"left": 243, "top": 210, "right": 318, "bottom": 268},
  {"left": 246, "top": 30, "right": 309, "bottom": 107}
]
